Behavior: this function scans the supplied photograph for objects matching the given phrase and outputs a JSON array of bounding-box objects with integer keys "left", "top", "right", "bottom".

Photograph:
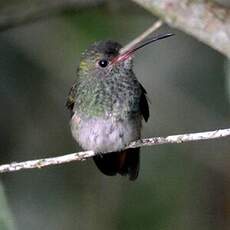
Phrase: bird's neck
[{"left": 75, "top": 74, "right": 111, "bottom": 117}]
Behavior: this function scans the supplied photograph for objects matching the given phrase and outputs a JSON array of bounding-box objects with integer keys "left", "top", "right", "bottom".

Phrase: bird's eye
[{"left": 98, "top": 59, "right": 108, "bottom": 68}]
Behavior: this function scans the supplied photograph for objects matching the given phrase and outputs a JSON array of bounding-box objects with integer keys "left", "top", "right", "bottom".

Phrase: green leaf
[{"left": 0, "top": 181, "right": 16, "bottom": 230}]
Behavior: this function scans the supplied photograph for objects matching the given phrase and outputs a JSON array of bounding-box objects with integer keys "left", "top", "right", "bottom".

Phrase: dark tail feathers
[{"left": 93, "top": 148, "right": 140, "bottom": 181}]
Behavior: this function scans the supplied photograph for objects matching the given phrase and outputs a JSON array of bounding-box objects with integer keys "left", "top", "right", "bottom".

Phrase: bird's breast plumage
[
  {"left": 73, "top": 70, "right": 142, "bottom": 119},
  {"left": 70, "top": 70, "right": 143, "bottom": 152},
  {"left": 70, "top": 113, "right": 141, "bottom": 153}
]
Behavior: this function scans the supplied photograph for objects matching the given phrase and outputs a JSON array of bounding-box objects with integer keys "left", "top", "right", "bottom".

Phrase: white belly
[{"left": 70, "top": 114, "right": 141, "bottom": 153}]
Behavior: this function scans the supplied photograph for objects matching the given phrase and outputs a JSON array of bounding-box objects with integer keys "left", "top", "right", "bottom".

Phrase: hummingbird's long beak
[{"left": 112, "top": 33, "right": 174, "bottom": 64}]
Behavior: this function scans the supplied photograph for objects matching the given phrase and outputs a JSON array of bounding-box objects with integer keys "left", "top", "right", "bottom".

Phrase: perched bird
[{"left": 66, "top": 33, "right": 173, "bottom": 180}]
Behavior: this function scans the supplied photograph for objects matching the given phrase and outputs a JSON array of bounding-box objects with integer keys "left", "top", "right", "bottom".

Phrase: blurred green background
[{"left": 0, "top": 0, "right": 229, "bottom": 230}]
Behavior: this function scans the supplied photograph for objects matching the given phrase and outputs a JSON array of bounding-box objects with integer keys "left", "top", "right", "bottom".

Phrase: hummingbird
[{"left": 66, "top": 33, "right": 173, "bottom": 180}]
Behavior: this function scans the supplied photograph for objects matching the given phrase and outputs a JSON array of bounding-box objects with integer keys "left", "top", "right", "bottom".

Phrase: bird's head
[{"left": 78, "top": 33, "right": 174, "bottom": 78}]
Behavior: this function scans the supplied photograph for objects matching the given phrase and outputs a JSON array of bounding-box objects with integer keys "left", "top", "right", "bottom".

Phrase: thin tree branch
[
  {"left": 0, "top": 0, "right": 104, "bottom": 32},
  {"left": 131, "top": 0, "right": 230, "bottom": 58},
  {"left": 0, "top": 128, "right": 229, "bottom": 174},
  {"left": 120, "top": 20, "right": 163, "bottom": 54}
]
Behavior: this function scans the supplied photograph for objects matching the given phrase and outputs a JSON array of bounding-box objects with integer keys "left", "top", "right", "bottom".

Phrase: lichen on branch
[{"left": 0, "top": 128, "right": 229, "bottom": 174}]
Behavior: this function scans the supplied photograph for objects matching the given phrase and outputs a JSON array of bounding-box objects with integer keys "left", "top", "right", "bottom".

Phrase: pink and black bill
[{"left": 113, "top": 33, "right": 174, "bottom": 63}]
